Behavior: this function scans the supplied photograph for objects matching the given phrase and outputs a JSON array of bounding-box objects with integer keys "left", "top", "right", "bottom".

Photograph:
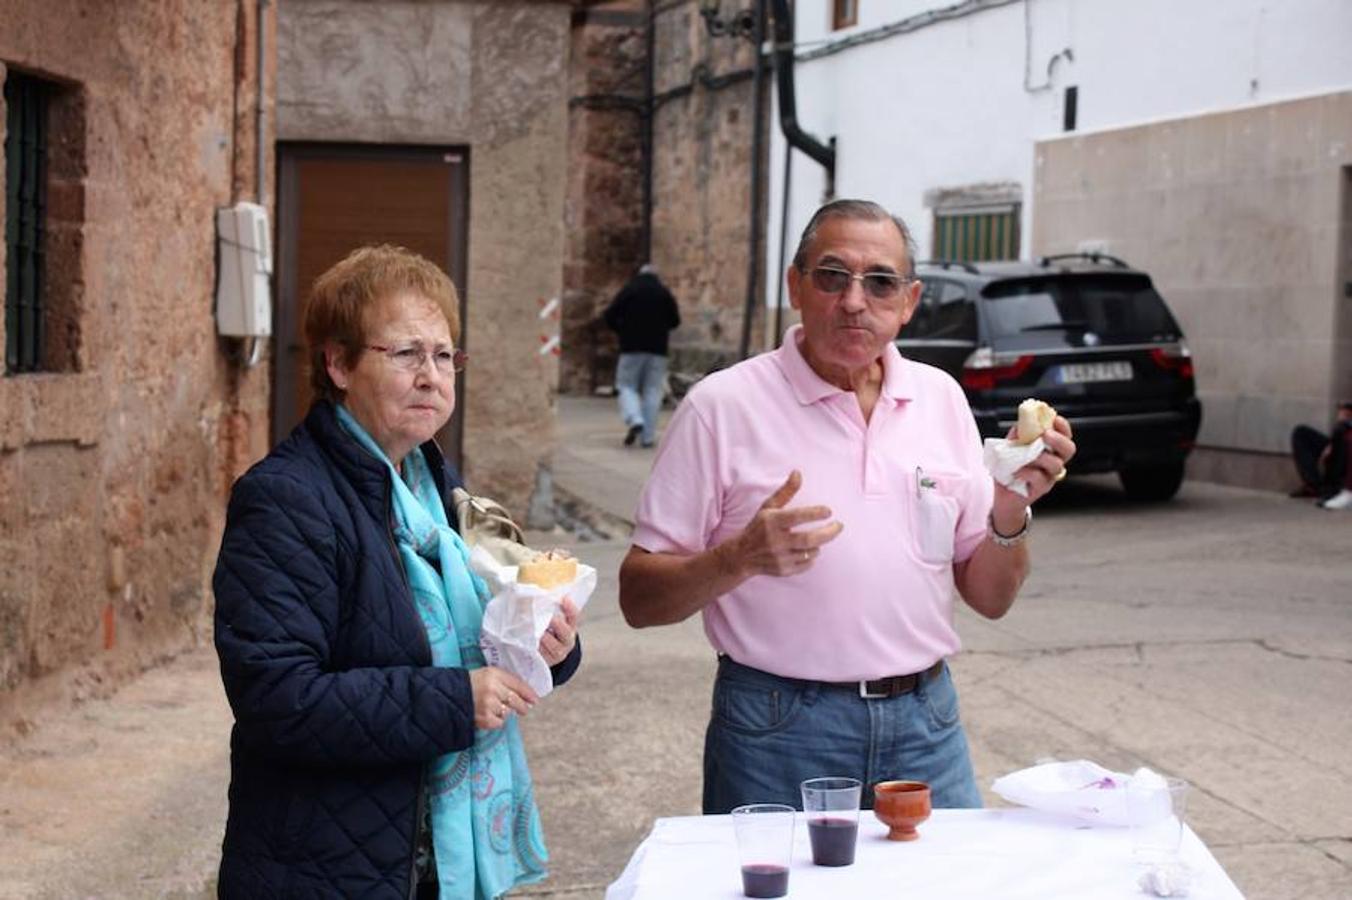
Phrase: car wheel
[{"left": 1118, "top": 462, "right": 1186, "bottom": 502}]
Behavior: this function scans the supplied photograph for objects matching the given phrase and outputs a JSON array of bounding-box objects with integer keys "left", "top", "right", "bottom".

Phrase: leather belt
[{"left": 829, "top": 660, "right": 946, "bottom": 699}]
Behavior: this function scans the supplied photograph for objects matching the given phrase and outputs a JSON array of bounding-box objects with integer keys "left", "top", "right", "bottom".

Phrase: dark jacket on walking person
[
  {"left": 603, "top": 265, "right": 682, "bottom": 448},
  {"left": 603, "top": 266, "right": 680, "bottom": 356}
]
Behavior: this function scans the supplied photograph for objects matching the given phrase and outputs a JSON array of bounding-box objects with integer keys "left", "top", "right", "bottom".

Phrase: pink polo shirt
[{"left": 631, "top": 325, "right": 993, "bottom": 681}]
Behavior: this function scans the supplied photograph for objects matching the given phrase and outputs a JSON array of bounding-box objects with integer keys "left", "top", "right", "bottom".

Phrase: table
[{"left": 606, "top": 808, "right": 1244, "bottom": 899}]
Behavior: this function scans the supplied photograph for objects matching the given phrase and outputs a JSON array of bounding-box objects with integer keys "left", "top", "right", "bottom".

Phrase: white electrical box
[{"left": 215, "top": 202, "right": 273, "bottom": 337}]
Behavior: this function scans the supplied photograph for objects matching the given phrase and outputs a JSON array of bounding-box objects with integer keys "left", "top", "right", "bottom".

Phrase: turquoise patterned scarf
[{"left": 336, "top": 406, "right": 547, "bottom": 900}]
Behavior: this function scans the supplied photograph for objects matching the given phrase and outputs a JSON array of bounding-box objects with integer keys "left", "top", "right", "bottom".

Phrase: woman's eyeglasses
[
  {"left": 808, "top": 265, "right": 912, "bottom": 301},
  {"left": 366, "top": 343, "right": 467, "bottom": 374}
]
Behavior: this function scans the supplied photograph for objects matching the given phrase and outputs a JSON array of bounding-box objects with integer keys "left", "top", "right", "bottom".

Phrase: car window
[
  {"left": 931, "top": 282, "right": 975, "bottom": 340},
  {"left": 901, "top": 279, "right": 975, "bottom": 341},
  {"left": 980, "top": 274, "right": 1180, "bottom": 343}
]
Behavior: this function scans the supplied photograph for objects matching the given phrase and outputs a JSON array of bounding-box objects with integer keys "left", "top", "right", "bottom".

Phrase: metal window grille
[
  {"left": 933, "top": 206, "right": 1020, "bottom": 263},
  {"left": 4, "top": 72, "right": 48, "bottom": 374}
]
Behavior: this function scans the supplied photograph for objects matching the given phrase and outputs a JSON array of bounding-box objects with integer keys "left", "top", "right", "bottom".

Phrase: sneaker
[
  {"left": 624, "top": 424, "right": 642, "bottom": 447},
  {"left": 1317, "top": 489, "right": 1352, "bottom": 510}
]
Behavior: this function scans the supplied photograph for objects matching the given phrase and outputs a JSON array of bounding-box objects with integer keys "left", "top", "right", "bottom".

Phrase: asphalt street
[{"left": 0, "top": 393, "right": 1348, "bottom": 899}]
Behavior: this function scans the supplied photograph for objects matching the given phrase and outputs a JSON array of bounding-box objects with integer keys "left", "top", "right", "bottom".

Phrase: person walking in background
[
  {"left": 1290, "top": 399, "right": 1352, "bottom": 509},
  {"left": 604, "top": 263, "right": 680, "bottom": 448}
]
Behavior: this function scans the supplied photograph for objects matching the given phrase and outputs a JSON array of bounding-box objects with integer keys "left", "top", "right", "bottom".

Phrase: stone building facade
[
  {"left": 0, "top": 1, "right": 273, "bottom": 725},
  {"left": 562, "top": 0, "right": 769, "bottom": 395},
  {"left": 1034, "top": 93, "right": 1352, "bottom": 489},
  {"left": 1, "top": 0, "right": 768, "bottom": 718},
  {"left": 561, "top": 1, "right": 647, "bottom": 394},
  {"left": 1, "top": 0, "right": 586, "bottom": 720},
  {"left": 276, "top": 0, "right": 576, "bottom": 517}
]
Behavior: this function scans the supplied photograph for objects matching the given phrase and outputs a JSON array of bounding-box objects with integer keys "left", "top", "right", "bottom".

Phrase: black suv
[{"left": 896, "top": 254, "right": 1202, "bottom": 501}]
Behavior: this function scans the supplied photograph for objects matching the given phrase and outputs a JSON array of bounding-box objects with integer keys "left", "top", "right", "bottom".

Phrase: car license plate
[{"left": 1055, "top": 361, "right": 1132, "bottom": 384}]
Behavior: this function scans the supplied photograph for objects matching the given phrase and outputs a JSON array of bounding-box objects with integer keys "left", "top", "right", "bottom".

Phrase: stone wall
[
  {"left": 277, "top": 0, "right": 573, "bottom": 518},
  {"left": 562, "top": 0, "right": 769, "bottom": 395},
  {"left": 561, "top": 1, "right": 646, "bottom": 395},
  {"left": 651, "top": 1, "right": 767, "bottom": 370},
  {"left": 0, "top": 1, "right": 273, "bottom": 726},
  {"left": 1033, "top": 92, "right": 1352, "bottom": 489}
]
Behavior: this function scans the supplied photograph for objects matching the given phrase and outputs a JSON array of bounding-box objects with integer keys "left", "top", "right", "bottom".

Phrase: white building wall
[{"left": 767, "top": 0, "right": 1352, "bottom": 296}]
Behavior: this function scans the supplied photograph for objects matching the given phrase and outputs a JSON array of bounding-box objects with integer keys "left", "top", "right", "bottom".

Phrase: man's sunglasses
[{"left": 808, "top": 265, "right": 912, "bottom": 300}]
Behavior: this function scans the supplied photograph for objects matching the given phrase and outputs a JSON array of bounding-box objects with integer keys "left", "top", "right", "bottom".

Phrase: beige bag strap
[{"left": 451, "top": 487, "right": 525, "bottom": 546}]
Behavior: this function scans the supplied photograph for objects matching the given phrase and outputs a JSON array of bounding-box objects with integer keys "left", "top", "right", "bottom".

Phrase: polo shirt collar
[{"left": 774, "top": 324, "right": 916, "bottom": 406}]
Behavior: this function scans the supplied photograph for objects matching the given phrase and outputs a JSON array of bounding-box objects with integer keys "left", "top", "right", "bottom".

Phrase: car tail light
[
  {"left": 1149, "top": 342, "right": 1194, "bottom": 380},
  {"left": 961, "top": 347, "right": 1034, "bottom": 390}
]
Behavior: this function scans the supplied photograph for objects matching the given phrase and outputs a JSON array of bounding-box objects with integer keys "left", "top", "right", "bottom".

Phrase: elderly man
[{"left": 618, "top": 199, "right": 1075, "bottom": 812}]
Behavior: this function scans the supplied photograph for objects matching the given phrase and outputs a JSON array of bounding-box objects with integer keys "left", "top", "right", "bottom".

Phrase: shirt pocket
[{"left": 909, "top": 466, "right": 964, "bottom": 566}]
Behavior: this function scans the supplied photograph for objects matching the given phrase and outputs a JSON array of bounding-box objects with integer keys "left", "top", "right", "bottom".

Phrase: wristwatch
[{"left": 988, "top": 507, "right": 1032, "bottom": 547}]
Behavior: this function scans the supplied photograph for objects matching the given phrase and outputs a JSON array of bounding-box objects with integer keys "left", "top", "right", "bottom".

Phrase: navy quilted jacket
[{"left": 213, "top": 402, "right": 579, "bottom": 898}]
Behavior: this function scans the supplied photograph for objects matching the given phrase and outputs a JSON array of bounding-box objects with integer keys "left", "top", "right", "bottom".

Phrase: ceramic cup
[{"left": 872, "top": 780, "right": 932, "bottom": 841}]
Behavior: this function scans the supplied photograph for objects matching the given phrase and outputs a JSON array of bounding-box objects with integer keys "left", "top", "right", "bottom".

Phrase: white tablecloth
[{"left": 606, "top": 808, "right": 1244, "bottom": 899}]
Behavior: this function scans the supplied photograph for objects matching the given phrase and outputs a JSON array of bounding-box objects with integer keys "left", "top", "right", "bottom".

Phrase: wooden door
[{"left": 275, "top": 144, "right": 469, "bottom": 466}]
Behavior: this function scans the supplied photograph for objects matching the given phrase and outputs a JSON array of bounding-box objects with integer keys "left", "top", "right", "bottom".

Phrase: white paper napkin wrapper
[
  {"left": 983, "top": 436, "right": 1046, "bottom": 497},
  {"left": 1139, "top": 862, "right": 1194, "bottom": 897},
  {"left": 991, "top": 759, "right": 1173, "bottom": 826},
  {"left": 470, "top": 545, "right": 596, "bottom": 698}
]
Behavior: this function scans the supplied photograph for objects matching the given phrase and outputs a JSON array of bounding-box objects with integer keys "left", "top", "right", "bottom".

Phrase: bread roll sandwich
[
  {"left": 517, "top": 549, "right": 577, "bottom": 589},
  {"left": 1015, "top": 399, "right": 1057, "bottom": 445},
  {"left": 1014, "top": 398, "right": 1067, "bottom": 481}
]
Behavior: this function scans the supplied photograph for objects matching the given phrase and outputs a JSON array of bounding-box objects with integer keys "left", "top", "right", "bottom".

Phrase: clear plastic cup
[
  {"left": 1128, "top": 776, "right": 1190, "bottom": 866},
  {"left": 800, "top": 776, "right": 862, "bottom": 867},
  {"left": 731, "top": 803, "right": 796, "bottom": 898}
]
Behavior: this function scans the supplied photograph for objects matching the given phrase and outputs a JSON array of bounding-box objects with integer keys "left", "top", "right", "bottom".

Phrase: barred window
[
  {"left": 4, "top": 67, "right": 82, "bottom": 377},
  {"left": 4, "top": 70, "right": 48, "bottom": 374},
  {"left": 933, "top": 205, "right": 1020, "bottom": 263}
]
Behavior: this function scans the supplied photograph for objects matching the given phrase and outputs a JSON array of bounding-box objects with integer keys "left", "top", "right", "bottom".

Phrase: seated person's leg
[
  {"left": 1291, "top": 424, "right": 1330, "bottom": 493},
  {"left": 1331, "top": 425, "right": 1352, "bottom": 490}
]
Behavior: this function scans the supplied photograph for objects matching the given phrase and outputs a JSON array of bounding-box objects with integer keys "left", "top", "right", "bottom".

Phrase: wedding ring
[
  {"left": 801, "top": 551, "right": 810, "bottom": 562},
  {"left": 498, "top": 703, "right": 508, "bottom": 716}
]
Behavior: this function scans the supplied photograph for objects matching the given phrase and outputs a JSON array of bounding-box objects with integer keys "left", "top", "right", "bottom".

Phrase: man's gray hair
[
  {"left": 790, "top": 199, "right": 918, "bottom": 279},
  {"left": 638, "top": 262, "right": 658, "bottom": 276}
]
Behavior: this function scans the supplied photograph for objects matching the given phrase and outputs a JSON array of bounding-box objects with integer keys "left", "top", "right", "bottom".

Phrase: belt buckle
[{"left": 858, "top": 680, "right": 888, "bottom": 700}]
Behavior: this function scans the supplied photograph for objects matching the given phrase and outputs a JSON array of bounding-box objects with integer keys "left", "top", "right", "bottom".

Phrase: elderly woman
[{"left": 213, "top": 245, "right": 581, "bottom": 899}]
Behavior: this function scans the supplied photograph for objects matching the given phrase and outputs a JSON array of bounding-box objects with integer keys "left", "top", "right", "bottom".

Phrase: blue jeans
[
  {"left": 702, "top": 656, "right": 983, "bottom": 813},
  {"left": 614, "top": 352, "right": 668, "bottom": 446}
]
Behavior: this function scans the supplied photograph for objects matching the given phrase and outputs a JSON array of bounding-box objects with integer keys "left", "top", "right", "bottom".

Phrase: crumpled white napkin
[
  {"left": 983, "top": 436, "right": 1047, "bottom": 497},
  {"left": 991, "top": 759, "right": 1164, "bottom": 826},
  {"left": 1139, "top": 861, "right": 1194, "bottom": 897},
  {"left": 470, "top": 545, "right": 596, "bottom": 697}
]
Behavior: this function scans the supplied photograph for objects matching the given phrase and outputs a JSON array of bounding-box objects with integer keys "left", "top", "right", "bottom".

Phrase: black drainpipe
[
  {"left": 772, "top": 138, "right": 792, "bottom": 346},
  {"left": 640, "top": 0, "right": 656, "bottom": 262},
  {"left": 768, "top": 0, "right": 835, "bottom": 194},
  {"left": 738, "top": 0, "right": 768, "bottom": 361}
]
